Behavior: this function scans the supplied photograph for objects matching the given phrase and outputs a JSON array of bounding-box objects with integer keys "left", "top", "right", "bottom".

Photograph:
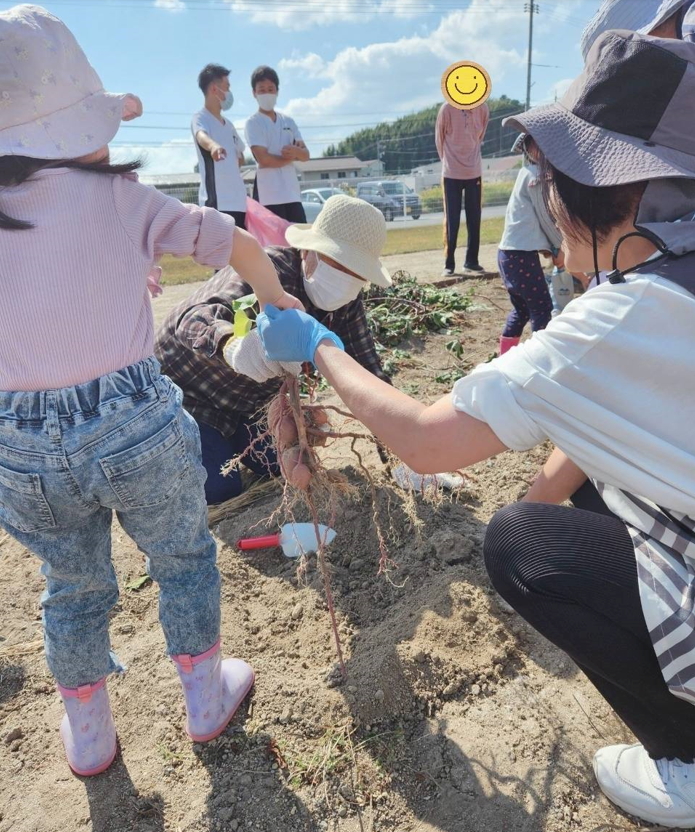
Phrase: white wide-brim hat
[
  {"left": 286, "top": 194, "right": 392, "bottom": 288},
  {"left": 0, "top": 4, "right": 142, "bottom": 159}
]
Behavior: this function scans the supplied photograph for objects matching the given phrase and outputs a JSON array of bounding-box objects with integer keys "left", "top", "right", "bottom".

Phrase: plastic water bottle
[{"left": 546, "top": 266, "right": 574, "bottom": 316}]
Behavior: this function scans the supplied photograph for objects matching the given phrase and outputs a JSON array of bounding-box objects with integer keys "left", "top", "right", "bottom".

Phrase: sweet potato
[
  {"left": 281, "top": 446, "right": 311, "bottom": 490},
  {"left": 307, "top": 407, "right": 329, "bottom": 426},
  {"left": 268, "top": 395, "right": 298, "bottom": 449},
  {"left": 276, "top": 415, "right": 298, "bottom": 448}
]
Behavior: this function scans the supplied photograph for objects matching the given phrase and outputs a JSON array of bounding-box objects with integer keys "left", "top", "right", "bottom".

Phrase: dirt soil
[{"left": 1, "top": 251, "right": 644, "bottom": 832}]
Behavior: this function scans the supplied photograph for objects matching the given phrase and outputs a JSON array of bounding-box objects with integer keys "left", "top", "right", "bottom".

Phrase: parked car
[
  {"left": 300, "top": 187, "right": 344, "bottom": 222},
  {"left": 354, "top": 183, "right": 400, "bottom": 222},
  {"left": 366, "top": 180, "right": 422, "bottom": 219}
]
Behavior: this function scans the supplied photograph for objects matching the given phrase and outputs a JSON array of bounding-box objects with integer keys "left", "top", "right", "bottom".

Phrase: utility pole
[{"left": 524, "top": 2, "right": 539, "bottom": 111}]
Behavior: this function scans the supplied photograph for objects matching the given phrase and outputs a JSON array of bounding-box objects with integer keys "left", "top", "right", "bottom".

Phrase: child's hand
[
  {"left": 539, "top": 250, "right": 552, "bottom": 259},
  {"left": 263, "top": 290, "right": 305, "bottom": 312}
]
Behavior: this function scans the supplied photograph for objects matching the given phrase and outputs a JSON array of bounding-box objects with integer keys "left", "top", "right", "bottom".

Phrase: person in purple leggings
[{"left": 497, "top": 135, "right": 558, "bottom": 354}]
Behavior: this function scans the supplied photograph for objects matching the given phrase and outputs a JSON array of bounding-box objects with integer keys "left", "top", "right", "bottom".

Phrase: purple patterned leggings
[{"left": 498, "top": 249, "right": 553, "bottom": 337}]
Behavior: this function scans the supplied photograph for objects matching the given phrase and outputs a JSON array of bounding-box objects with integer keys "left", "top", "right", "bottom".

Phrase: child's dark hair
[
  {"left": 198, "top": 63, "right": 230, "bottom": 95},
  {"left": 251, "top": 65, "right": 279, "bottom": 91},
  {"left": 0, "top": 156, "right": 142, "bottom": 231},
  {"left": 538, "top": 153, "right": 646, "bottom": 243}
]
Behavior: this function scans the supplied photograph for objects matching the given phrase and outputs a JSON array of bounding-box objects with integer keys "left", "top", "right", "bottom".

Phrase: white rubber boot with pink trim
[
  {"left": 171, "top": 640, "right": 255, "bottom": 743},
  {"left": 57, "top": 678, "right": 118, "bottom": 776}
]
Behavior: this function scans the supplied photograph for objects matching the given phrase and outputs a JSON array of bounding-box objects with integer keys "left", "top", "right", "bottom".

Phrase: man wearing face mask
[
  {"left": 245, "top": 65, "right": 309, "bottom": 223},
  {"left": 154, "top": 195, "right": 392, "bottom": 505},
  {"left": 192, "top": 63, "right": 248, "bottom": 229}
]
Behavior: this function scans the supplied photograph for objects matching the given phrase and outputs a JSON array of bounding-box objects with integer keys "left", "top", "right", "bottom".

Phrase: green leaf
[
  {"left": 232, "top": 293, "right": 258, "bottom": 313},
  {"left": 233, "top": 309, "right": 254, "bottom": 338},
  {"left": 126, "top": 574, "right": 152, "bottom": 592}
]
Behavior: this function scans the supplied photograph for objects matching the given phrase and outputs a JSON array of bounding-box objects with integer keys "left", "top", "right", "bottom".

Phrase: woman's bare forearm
[{"left": 314, "top": 342, "right": 506, "bottom": 473}]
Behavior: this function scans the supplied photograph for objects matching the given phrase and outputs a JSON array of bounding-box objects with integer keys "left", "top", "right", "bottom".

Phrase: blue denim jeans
[{"left": 0, "top": 358, "right": 219, "bottom": 688}]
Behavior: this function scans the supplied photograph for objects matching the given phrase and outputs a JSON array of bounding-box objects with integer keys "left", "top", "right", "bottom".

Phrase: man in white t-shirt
[
  {"left": 244, "top": 65, "right": 309, "bottom": 223},
  {"left": 192, "top": 63, "right": 248, "bottom": 229}
]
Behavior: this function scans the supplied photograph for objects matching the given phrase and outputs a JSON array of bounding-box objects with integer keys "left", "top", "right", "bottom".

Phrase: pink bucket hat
[{"left": 0, "top": 4, "right": 142, "bottom": 159}]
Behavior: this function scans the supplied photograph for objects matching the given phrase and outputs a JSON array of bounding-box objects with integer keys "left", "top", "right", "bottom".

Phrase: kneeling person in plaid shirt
[{"left": 155, "top": 195, "right": 392, "bottom": 505}]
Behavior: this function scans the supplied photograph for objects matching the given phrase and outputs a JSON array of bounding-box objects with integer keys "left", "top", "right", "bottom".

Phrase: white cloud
[
  {"left": 278, "top": 0, "right": 526, "bottom": 151},
  {"left": 111, "top": 140, "right": 196, "bottom": 176},
  {"left": 223, "top": 0, "right": 430, "bottom": 31},
  {"left": 278, "top": 52, "right": 329, "bottom": 79},
  {"left": 155, "top": 0, "right": 186, "bottom": 10},
  {"left": 540, "top": 77, "right": 575, "bottom": 106}
]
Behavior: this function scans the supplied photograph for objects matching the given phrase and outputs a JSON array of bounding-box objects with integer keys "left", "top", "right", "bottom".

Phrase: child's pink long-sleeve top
[{"left": 0, "top": 168, "right": 235, "bottom": 391}]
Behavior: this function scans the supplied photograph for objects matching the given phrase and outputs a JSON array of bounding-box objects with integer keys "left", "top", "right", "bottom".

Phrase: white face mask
[
  {"left": 213, "top": 83, "right": 234, "bottom": 111},
  {"left": 219, "top": 90, "right": 234, "bottom": 111},
  {"left": 302, "top": 252, "right": 366, "bottom": 311},
  {"left": 256, "top": 92, "right": 278, "bottom": 111}
]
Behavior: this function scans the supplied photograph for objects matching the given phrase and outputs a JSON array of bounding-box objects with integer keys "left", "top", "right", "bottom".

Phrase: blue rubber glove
[{"left": 256, "top": 305, "right": 345, "bottom": 365}]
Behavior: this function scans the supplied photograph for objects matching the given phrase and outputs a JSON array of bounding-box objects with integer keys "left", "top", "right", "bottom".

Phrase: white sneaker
[
  {"left": 593, "top": 743, "right": 695, "bottom": 828},
  {"left": 391, "top": 463, "right": 464, "bottom": 493}
]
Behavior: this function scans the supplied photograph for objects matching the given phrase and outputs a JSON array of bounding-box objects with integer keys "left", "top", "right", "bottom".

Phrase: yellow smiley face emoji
[{"left": 441, "top": 61, "right": 491, "bottom": 110}]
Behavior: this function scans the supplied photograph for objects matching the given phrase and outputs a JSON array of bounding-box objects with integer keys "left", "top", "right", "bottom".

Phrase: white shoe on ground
[{"left": 594, "top": 743, "right": 695, "bottom": 828}]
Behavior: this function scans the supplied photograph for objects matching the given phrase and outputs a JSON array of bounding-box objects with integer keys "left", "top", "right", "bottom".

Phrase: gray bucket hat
[
  {"left": 580, "top": 0, "right": 688, "bottom": 59},
  {"left": 503, "top": 30, "right": 695, "bottom": 188}
]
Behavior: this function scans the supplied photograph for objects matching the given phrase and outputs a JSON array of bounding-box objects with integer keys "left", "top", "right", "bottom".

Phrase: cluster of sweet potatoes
[{"left": 267, "top": 393, "right": 330, "bottom": 491}]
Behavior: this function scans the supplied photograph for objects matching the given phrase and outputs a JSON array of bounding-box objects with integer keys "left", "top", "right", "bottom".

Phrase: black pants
[
  {"left": 483, "top": 488, "right": 695, "bottom": 761},
  {"left": 221, "top": 210, "right": 246, "bottom": 231},
  {"left": 264, "top": 201, "right": 306, "bottom": 223},
  {"left": 252, "top": 179, "right": 306, "bottom": 223},
  {"left": 443, "top": 176, "right": 482, "bottom": 271},
  {"left": 196, "top": 419, "right": 279, "bottom": 506}
]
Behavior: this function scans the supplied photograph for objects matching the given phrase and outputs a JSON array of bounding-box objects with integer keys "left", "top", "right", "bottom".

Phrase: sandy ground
[{"left": 0, "top": 251, "right": 650, "bottom": 832}]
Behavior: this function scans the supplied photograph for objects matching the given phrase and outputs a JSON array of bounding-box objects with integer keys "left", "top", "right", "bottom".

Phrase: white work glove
[
  {"left": 223, "top": 329, "right": 301, "bottom": 382},
  {"left": 392, "top": 463, "right": 464, "bottom": 492}
]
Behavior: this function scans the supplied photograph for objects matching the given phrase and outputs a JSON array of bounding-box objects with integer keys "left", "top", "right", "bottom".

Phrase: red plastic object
[{"left": 236, "top": 534, "right": 281, "bottom": 551}]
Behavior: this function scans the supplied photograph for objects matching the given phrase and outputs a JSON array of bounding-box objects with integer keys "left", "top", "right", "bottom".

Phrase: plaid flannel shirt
[{"left": 155, "top": 246, "right": 391, "bottom": 439}]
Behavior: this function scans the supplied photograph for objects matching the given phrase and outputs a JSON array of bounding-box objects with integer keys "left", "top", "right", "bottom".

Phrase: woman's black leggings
[{"left": 483, "top": 485, "right": 695, "bottom": 761}]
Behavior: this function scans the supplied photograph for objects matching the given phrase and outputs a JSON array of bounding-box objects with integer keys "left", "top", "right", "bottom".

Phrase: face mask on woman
[{"left": 302, "top": 251, "right": 366, "bottom": 311}]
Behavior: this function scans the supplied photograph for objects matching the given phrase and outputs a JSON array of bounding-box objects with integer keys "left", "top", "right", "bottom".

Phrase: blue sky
[{"left": 1, "top": 0, "right": 602, "bottom": 173}]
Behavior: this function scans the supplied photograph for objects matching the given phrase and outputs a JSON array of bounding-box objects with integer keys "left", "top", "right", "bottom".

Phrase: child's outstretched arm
[{"left": 229, "top": 227, "right": 303, "bottom": 311}]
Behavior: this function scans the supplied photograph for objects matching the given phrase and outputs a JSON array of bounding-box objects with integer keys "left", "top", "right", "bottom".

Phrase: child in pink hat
[{"left": 0, "top": 4, "right": 302, "bottom": 777}]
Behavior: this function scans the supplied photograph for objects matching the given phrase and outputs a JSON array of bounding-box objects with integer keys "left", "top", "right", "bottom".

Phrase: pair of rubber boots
[{"left": 56, "top": 641, "right": 254, "bottom": 776}]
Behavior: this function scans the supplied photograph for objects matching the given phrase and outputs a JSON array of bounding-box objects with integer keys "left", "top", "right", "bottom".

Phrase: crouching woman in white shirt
[{"left": 254, "top": 30, "right": 695, "bottom": 829}]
